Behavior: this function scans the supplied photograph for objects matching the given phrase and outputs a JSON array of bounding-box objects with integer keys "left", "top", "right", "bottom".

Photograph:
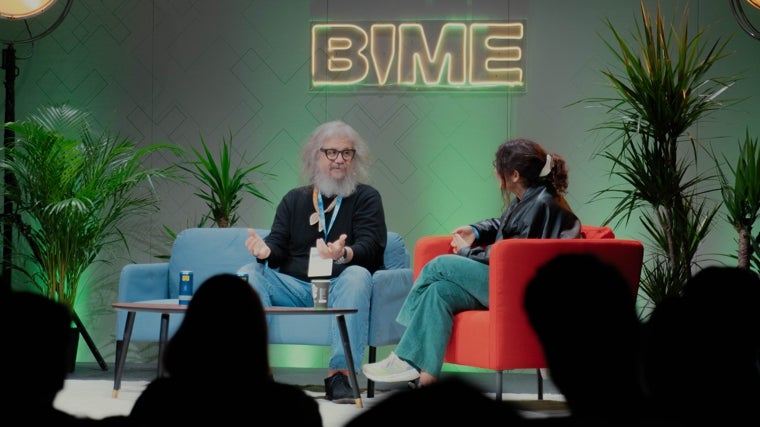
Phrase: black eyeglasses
[{"left": 320, "top": 148, "right": 356, "bottom": 161}]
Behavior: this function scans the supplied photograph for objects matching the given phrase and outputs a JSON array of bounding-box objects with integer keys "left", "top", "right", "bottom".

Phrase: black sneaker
[{"left": 324, "top": 372, "right": 355, "bottom": 404}]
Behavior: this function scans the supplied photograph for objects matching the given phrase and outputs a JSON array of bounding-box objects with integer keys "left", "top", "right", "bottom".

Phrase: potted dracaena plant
[
  {"left": 155, "top": 130, "right": 274, "bottom": 259},
  {"left": 577, "top": 0, "right": 739, "bottom": 313},
  {"left": 714, "top": 129, "right": 760, "bottom": 272},
  {"left": 0, "top": 103, "right": 180, "bottom": 367},
  {"left": 179, "top": 130, "right": 273, "bottom": 228}
]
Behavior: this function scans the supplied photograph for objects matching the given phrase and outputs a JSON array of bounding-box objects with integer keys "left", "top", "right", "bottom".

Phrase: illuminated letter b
[{"left": 312, "top": 24, "right": 369, "bottom": 87}]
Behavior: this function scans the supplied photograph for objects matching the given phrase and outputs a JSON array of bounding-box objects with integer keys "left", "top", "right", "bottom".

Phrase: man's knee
[
  {"left": 339, "top": 265, "right": 372, "bottom": 283},
  {"left": 334, "top": 266, "right": 373, "bottom": 301}
]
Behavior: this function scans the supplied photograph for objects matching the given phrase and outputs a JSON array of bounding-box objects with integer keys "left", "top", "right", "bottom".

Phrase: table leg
[
  {"left": 336, "top": 314, "right": 363, "bottom": 408},
  {"left": 112, "top": 311, "right": 135, "bottom": 398},
  {"left": 157, "top": 313, "right": 170, "bottom": 377}
]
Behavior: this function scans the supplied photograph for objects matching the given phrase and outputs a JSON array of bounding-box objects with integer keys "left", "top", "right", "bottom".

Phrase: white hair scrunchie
[{"left": 539, "top": 154, "right": 553, "bottom": 177}]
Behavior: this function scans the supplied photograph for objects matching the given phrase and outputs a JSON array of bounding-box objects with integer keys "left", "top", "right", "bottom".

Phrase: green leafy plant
[
  {"left": 1, "top": 104, "right": 181, "bottom": 309},
  {"left": 153, "top": 131, "right": 275, "bottom": 260},
  {"left": 714, "top": 128, "right": 760, "bottom": 270},
  {"left": 578, "top": 1, "right": 737, "bottom": 311},
  {"left": 177, "top": 130, "right": 274, "bottom": 228}
]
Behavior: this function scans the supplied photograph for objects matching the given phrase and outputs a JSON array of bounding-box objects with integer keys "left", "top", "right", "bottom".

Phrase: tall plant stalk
[{"left": 579, "top": 1, "right": 737, "bottom": 309}]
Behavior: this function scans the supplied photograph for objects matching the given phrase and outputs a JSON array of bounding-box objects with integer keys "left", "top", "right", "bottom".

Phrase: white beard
[{"left": 315, "top": 167, "right": 358, "bottom": 198}]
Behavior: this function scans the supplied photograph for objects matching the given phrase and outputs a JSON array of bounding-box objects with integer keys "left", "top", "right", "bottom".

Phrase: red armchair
[{"left": 412, "top": 225, "right": 644, "bottom": 399}]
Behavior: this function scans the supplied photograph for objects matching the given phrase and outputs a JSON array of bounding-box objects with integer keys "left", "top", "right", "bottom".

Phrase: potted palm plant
[
  {"left": 578, "top": 1, "right": 738, "bottom": 311},
  {"left": 1, "top": 103, "right": 180, "bottom": 367}
]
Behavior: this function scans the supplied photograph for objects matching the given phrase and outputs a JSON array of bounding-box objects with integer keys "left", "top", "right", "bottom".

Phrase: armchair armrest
[{"left": 413, "top": 236, "right": 451, "bottom": 280}]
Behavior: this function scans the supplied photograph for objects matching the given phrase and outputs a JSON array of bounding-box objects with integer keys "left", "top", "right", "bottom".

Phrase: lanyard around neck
[{"left": 317, "top": 189, "right": 342, "bottom": 240}]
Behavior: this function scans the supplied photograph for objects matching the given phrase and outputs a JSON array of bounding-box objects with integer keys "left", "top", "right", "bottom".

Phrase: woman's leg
[{"left": 394, "top": 255, "right": 489, "bottom": 378}]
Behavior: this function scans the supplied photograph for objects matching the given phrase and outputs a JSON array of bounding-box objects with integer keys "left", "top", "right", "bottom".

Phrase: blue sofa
[{"left": 115, "top": 227, "right": 413, "bottom": 395}]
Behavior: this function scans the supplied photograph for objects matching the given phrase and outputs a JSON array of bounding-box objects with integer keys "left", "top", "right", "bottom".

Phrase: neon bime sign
[{"left": 310, "top": 20, "right": 526, "bottom": 92}]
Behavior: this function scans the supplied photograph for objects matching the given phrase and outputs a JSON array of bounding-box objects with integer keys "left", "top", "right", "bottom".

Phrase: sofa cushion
[{"left": 167, "top": 228, "right": 267, "bottom": 298}]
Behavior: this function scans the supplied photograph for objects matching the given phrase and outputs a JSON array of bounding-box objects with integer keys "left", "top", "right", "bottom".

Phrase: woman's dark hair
[{"left": 494, "top": 138, "right": 570, "bottom": 196}]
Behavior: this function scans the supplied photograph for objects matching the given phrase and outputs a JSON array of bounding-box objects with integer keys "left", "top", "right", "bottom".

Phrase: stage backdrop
[{"left": 2, "top": 0, "right": 758, "bottom": 369}]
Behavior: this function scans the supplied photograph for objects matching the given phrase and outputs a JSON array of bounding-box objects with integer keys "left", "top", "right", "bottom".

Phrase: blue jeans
[
  {"left": 238, "top": 262, "right": 371, "bottom": 371},
  {"left": 394, "top": 254, "right": 489, "bottom": 377}
]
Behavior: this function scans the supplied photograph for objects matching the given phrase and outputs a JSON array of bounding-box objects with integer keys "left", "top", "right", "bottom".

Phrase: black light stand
[
  {"left": 1, "top": 0, "right": 107, "bottom": 370},
  {"left": 2, "top": 43, "right": 16, "bottom": 294},
  {"left": 2, "top": 0, "right": 75, "bottom": 294}
]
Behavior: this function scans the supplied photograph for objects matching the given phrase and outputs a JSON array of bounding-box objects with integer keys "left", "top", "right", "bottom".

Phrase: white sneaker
[{"left": 362, "top": 351, "right": 420, "bottom": 382}]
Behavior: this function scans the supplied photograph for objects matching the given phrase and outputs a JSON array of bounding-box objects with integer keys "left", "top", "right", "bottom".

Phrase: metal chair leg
[
  {"left": 494, "top": 370, "right": 503, "bottom": 400},
  {"left": 536, "top": 368, "right": 544, "bottom": 400}
]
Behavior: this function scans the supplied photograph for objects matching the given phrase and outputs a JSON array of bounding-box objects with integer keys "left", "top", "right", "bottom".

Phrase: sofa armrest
[
  {"left": 117, "top": 263, "right": 170, "bottom": 302},
  {"left": 368, "top": 267, "right": 413, "bottom": 346}
]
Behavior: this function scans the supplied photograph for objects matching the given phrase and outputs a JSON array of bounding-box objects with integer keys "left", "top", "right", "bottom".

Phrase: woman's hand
[{"left": 450, "top": 231, "right": 472, "bottom": 254}]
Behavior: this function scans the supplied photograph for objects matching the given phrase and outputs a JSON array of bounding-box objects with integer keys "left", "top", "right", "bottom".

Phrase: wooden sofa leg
[{"left": 366, "top": 346, "right": 376, "bottom": 398}]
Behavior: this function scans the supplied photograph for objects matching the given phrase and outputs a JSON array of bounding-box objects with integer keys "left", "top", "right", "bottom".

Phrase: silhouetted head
[
  {"left": 5, "top": 291, "right": 74, "bottom": 406},
  {"left": 344, "top": 377, "right": 524, "bottom": 426},
  {"left": 524, "top": 253, "right": 645, "bottom": 419},
  {"left": 163, "top": 273, "right": 270, "bottom": 382},
  {"left": 644, "top": 266, "right": 760, "bottom": 420}
]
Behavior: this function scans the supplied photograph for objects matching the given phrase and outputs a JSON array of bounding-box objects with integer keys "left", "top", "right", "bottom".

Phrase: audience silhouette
[
  {"left": 4, "top": 290, "right": 129, "bottom": 425},
  {"left": 643, "top": 265, "right": 760, "bottom": 425},
  {"left": 523, "top": 253, "right": 655, "bottom": 426},
  {"left": 345, "top": 377, "right": 526, "bottom": 426},
  {"left": 129, "top": 273, "right": 322, "bottom": 426},
  {"left": 16, "top": 255, "right": 758, "bottom": 426}
]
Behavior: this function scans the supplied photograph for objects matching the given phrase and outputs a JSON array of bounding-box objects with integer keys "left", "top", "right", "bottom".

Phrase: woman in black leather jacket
[{"left": 362, "top": 138, "right": 581, "bottom": 387}]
